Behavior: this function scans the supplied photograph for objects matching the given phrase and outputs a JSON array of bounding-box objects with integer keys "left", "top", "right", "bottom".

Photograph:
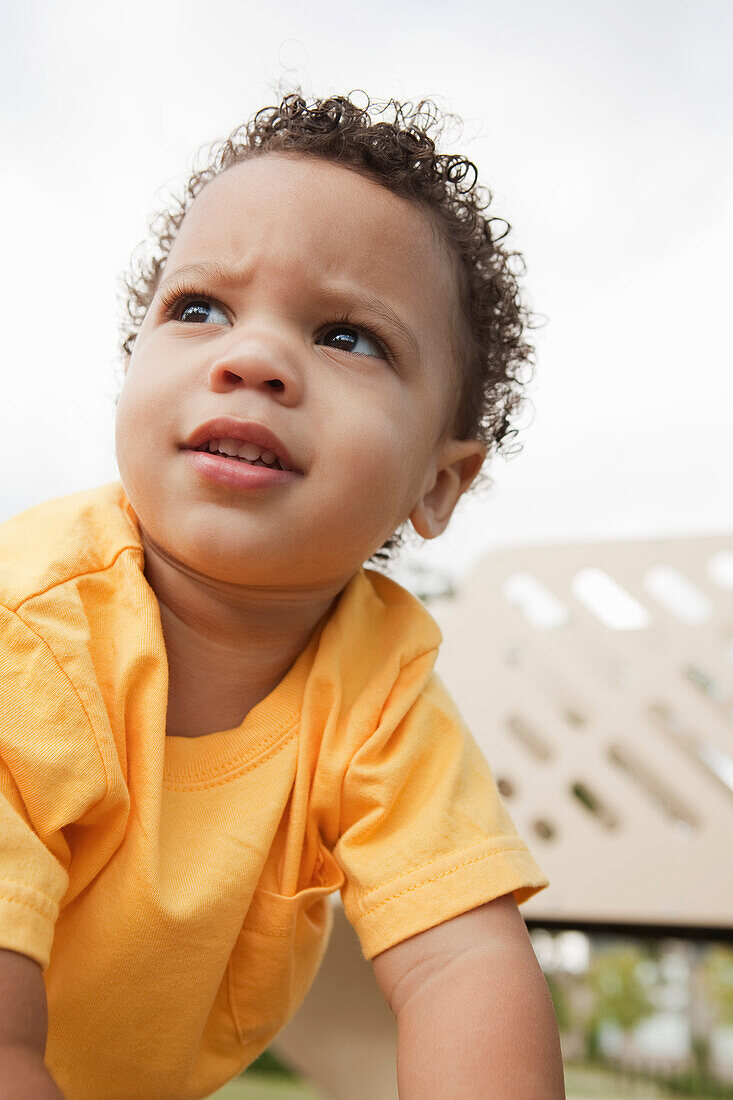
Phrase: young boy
[{"left": 0, "top": 93, "right": 565, "bottom": 1098}]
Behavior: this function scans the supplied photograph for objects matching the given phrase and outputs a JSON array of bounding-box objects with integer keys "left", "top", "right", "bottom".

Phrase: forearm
[
  {"left": 394, "top": 946, "right": 566, "bottom": 1099},
  {"left": 0, "top": 1046, "right": 65, "bottom": 1099}
]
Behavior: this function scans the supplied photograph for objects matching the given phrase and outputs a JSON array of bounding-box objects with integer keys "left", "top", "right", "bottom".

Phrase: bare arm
[
  {"left": 373, "top": 893, "right": 566, "bottom": 1099},
  {"left": 0, "top": 948, "right": 65, "bottom": 1099}
]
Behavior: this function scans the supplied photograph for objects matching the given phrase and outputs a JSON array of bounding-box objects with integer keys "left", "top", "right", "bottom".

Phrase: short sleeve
[
  {"left": 0, "top": 606, "right": 74, "bottom": 970},
  {"left": 333, "top": 656, "right": 549, "bottom": 959},
  {"left": 0, "top": 775, "right": 69, "bottom": 970}
]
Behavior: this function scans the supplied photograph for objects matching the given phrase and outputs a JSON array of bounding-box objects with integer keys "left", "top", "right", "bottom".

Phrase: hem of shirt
[
  {"left": 0, "top": 893, "right": 57, "bottom": 971},
  {"left": 343, "top": 839, "right": 549, "bottom": 961}
]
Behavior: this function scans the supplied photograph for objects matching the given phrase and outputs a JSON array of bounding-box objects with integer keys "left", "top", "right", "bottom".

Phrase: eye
[
  {"left": 174, "top": 298, "right": 230, "bottom": 326},
  {"left": 316, "top": 322, "right": 387, "bottom": 360}
]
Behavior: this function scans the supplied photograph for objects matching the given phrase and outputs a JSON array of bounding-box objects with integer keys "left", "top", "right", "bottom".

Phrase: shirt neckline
[{"left": 161, "top": 623, "right": 322, "bottom": 784}]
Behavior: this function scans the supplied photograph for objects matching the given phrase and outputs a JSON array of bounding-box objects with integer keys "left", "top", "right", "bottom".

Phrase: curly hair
[{"left": 118, "top": 89, "right": 537, "bottom": 565}]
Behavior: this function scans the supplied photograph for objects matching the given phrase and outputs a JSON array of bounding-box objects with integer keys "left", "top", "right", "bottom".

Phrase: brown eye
[
  {"left": 176, "top": 299, "right": 229, "bottom": 325},
  {"left": 317, "top": 324, "right": 384, "bottom": 358}
]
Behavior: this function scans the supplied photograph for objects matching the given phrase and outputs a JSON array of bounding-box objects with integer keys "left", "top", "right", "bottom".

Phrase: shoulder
[
  {"left": 0, "top": 486, "right": 139, "bottom": 825},
  {"left": 0, "top": 480, "right": 146, "bottom": 744},
  {"left": 311, "top": 568, "right": 445, "bottom": 757},
  {"left": 0, "top": 481, "right": 142, "bottom": 611},
  {"left": 325, "top": 567, "right": 443, "bottom": 677},
  {"left": 359, "top": 567, "right": 443, "bottom": 649}
]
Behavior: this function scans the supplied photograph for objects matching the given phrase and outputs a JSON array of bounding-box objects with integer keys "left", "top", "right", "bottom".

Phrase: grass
[
  {"left": 564, "top": 1063, "right": 671, "bottom": 1097},
  {"left": 208, "top": 1060, "right": 731, "bottom": 1099},
  {"left": 564, "top": 1061, "right": 730, "bottom": 1099},
  {"left": 207, "top": 1072, "right": 324, "bottom": 1099}
]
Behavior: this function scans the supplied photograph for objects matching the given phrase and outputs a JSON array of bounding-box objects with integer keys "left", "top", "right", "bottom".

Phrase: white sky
[{"left": 1, "top": 0, "right": 731, "bottom": 584}]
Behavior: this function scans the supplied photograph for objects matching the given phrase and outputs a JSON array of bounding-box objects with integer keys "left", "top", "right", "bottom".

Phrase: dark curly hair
[{"left": 117, "top": 89, "right": 537, "bottom": 565}]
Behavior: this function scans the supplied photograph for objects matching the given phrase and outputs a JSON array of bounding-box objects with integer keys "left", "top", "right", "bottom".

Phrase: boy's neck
[{"left": 141, "top": 534, "right": 344, "bottom": 738}]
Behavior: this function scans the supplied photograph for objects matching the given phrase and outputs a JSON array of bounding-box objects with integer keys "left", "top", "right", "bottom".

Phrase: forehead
[{"left": 166, "top": 153, "right": 458, "bottom": 361}]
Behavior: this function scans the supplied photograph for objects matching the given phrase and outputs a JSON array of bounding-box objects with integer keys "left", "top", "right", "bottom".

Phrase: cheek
[
  {"left": 114, "top": 386, "right": 148, "bottom": 503},
  {"left": 336, "top": 421, "right": 427, "bottom": 520},
  {"left": 114, "top": 365, "right": 168, "bottom": 483},
  {"left": 113, "top": 379, "right": 135, "bottom": 470},
  {"left": 116, "top": 353, "right": 176, "bottom": 442}
]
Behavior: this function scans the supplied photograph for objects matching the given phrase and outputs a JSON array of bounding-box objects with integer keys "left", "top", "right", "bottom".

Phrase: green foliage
[
  {"left": 564, "top": 1060, "right": 733, "bottom": 1099},
  {"left": 663, "top": 1064, "right": 733, "bottom": 1098},
  {"left": 584, "top": 1020, "right": 602, "bottom": 1062},
  {"left": 691, "top": 1034, "right": 711, "bottom": 1076},
  {"left": 585, "top": 942, "right": 656, "bottom": 1033},
  {"left": 702, "top": 946, "right": 733, "bottom": 1027},
  {"left": 247, "top": 1048, "right": 298, "bottom": 1079},
  {"left": 544, "top": 972, "right": 572, "bottom": 1031}
]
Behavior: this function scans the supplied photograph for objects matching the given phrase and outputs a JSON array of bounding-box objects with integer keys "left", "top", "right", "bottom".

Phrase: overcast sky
[{"left": 1, "top": 0, "right": 731, "bottom": 583}]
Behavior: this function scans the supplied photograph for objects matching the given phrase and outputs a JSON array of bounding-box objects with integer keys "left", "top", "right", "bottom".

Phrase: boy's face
[{"left": 115, "top": 153, "right": 485, "bottom": 591}]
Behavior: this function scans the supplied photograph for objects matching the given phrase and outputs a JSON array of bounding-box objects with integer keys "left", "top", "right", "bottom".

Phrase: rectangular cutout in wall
[
  {"left": 501, "top": 572, "right": 570, "bottom": 631},
  {"left": 571, "top": 567, "right": 651, "bottom": 630},
  {"left": 643, "top": 564, "right": 712, "bottom": 625}
]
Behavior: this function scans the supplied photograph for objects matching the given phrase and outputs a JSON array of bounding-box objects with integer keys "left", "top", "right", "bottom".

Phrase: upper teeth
[{"left": 204, "top": 437, "right": 289, "bottom": 470}]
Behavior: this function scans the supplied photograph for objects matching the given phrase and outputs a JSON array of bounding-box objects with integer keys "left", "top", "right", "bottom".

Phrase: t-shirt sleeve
[
  {"left": 333, "top": 652, "right": 549, "bottom": 959},
  {"left": 0, "top": 606, "right": 73, "bottom": 970}
]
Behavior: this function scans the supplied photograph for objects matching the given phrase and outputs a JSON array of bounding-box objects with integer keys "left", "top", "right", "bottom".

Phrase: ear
[{"left": 409, "top": 438, "right": 487, "bottom": 540}]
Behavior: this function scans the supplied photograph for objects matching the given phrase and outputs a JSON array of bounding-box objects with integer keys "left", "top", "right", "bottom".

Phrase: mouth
[
  {"left": 183, "top": 447, "right": 300, "bottom": 492},
  {"left": 182, "top": 416, "right": 301, "bottom": 473},
  {"left": 192, "top": 439, "right": 291, "bottom": 471}
]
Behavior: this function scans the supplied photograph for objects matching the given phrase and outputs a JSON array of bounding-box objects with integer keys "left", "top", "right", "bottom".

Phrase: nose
[{"left": 207, "top": 330, "right": 303, "bottom": 405}]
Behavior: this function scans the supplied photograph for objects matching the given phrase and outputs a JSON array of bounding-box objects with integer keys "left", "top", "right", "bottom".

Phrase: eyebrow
[{"left": 158, "top": 260, "right": 421, "bottom": 358}]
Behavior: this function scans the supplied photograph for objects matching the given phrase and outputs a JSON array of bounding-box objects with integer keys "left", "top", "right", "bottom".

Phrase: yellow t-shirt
[{"left": 0, "top": 482, "right": 548, "bottom": 1100}]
